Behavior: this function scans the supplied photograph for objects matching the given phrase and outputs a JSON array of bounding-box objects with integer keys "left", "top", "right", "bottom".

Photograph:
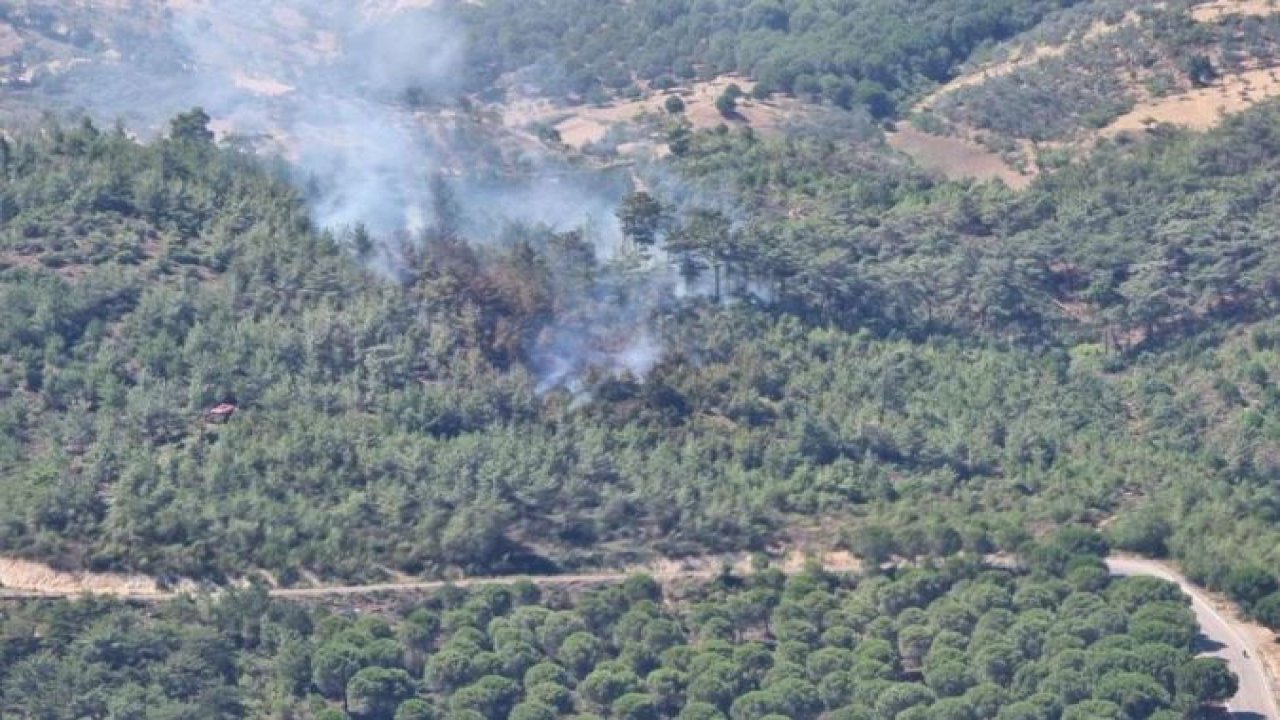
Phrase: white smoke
[
  {"left": 33, "top": 0, "right": 742, "bottom": 392},
  {"left": 39, "top": 1, "right": 461, "bottom": 239}
]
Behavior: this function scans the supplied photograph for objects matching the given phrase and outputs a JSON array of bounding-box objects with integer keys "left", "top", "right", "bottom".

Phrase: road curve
[
  {"left": 4, "top": 553, "right": 1276, "bottom": 718},
  {"left": 1107, "top": 555, "right": 1280, "bottom": 719}
]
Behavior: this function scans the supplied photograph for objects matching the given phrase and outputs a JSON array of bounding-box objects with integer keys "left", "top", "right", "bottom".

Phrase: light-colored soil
[
  {"left": 887, "top": 125, "right": 1033, "bottom": 188},
  {"left": 897, "top": 15, "right": 1145, "bottom": 187},
  {"left": 0, "top": 22, "right": 23, "bottom": 59},
  {"left": 231, "top": 72, "right": 294, "bottom": 97},
  {"left": 901, "top": 1, "right": 1280, "bottom": 184},
  {"left": 502, "top": 76, "right": 795, "bottom": 150},
  {"left": 1102, "top": 65, "right": 1280, "bottom": 134},
  {"left": 920, "top": 14, "right": 1141, "bottom": 110},
  {"left": 0, "top": 549, "right": 857, "bottom": 600},
  {"left": 780, "top": 550, "right": 861, "bottom": 574},
  {"left": 1192, "top": 0, "right": 1280, "bottom": 22},
  {"left": 0, "top": 556, "right": 198, "bottom": 596}
]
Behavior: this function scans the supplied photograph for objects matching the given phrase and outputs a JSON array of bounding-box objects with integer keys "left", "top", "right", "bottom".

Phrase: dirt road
[
  {"left": 0, "top": 568, "right": 723, "bottom": 602},
  {"left": 3, "top": 552, "right": 1275, "bottom": 718},
  {"left": 1107, "top": 555, "right": 1280, "bottom": 719}
]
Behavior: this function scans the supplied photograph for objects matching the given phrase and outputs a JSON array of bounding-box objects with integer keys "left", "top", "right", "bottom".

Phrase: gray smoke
[
  {"left": 72, "top": 0, "right": 463, "bottom": 239},
  {"left": 28, "top": 0, "right": 741, "bottom": 392}
]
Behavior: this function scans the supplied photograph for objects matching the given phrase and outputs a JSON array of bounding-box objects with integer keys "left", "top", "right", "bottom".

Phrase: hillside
[
  {"left": 0, "top": 540, "right": 1248, "bottom": 720},
  {"left": 4, "top": 1, "right": 1280, "bottom": 718},
  {"left": 894, "top": 0, "right": 1280, "bottom": 183}
]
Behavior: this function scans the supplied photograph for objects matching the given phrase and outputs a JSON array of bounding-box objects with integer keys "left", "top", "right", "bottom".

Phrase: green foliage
[
  {"left": 7, "top": 106, "right": 1280, "bottom": 619},
  {"left": 1176, "top": 658, "right": 1237, "bottom": 706},
  {"left": 313, "top": 643, "right": 363, "bottom": 700},
  {"left": 347, "top": 668, "right": 415, "bottom": 720},
  {"left": 0, "top": 557, "right": 1221, "bottom": 719},
  {"left": 929, "top": 6, "right": 1280, "bottom": 144},
  {"left": 394, "top": 699, "right": 437, "bottom": 720},
  {"left": 454, "top": 0, "right": 1083, "bottom": 116}
]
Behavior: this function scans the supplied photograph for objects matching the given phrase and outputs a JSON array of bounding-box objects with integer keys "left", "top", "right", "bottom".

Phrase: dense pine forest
[
  {"left": 3, "top": 0, "right": 1280, "bottom": 717},
  {"left": 0, "top": 536, "right": 1243, "bottom": 719},
  {"left": 5, "top": 104, "right": 1280, "bottom": 610},
  {"left": 452, "top": 0, "right": 1085, "bottom": 115}
]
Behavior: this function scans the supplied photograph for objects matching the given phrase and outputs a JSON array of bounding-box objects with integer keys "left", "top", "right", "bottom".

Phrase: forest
[
  {"left": 3, "top": 96, "right": 1280, "bottom": 619},
  {"left": 3, "top": 0, "right": 1280, "bottom": 717},
  {"left": 451, "top": 0, "right": 1085, "bottom": 116},
  {"left": 0, "top": 533, "right": 1242, "bottom": 719}
]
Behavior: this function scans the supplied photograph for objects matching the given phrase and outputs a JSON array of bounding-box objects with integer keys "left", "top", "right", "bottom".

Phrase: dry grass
[
  {"left": 1191, "top": 0, "right": 1280, "bottom": 22},
  {"left": 920, "top": 13, "right": 1142, "bottom": 110},
  {"left": 887, "top": 125, "right": 1033, "bottom": 188},
  {"left": 898, "top": 1, "right": 1280, "bottom": 185},
  {"left": 501, "top": 75, "right": 798, "bottom": 151},
  {"left": 1103, "top": 66, "right": 1280, "bottom": 133},
  {"left": 0, "top": 22, "right": 23, "bottom": 59},
  {"left": 0, "top": 556, "right": 197, "bottom": 596}
]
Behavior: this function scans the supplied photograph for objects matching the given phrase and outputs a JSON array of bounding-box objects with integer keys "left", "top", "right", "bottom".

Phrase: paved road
[{"left": 1107, "top": 555, "right": 1280, "bottom": 719}]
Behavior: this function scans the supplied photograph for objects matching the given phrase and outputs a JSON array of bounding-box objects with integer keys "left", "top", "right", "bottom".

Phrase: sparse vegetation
[{"left": 927, "top": 6, "right": 1280, "bottom": 149}]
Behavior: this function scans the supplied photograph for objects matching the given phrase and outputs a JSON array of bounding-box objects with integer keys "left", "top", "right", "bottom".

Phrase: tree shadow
[
  {"left": 1196, "top": 632, "right": 1228, "bottom": 653},
  {"left": 1201, "top": 709, "right": 1266, "bottom": 720}
]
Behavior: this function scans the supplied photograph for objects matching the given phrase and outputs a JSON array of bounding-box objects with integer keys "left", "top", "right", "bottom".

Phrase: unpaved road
[
  {"left": 1107, "top": 555, "right": 1280, "bottom": 719},
  {"left": 0, "top": 568, "right": 722, "bottom": 602},
  {"left": 3, "top": 553, "right": 1275, "bottom": 718}
]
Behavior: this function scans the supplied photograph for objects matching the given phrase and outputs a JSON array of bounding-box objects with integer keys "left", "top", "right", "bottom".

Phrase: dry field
[
  {"left": 894, "top": 0, "right": 1280, "bottom": 187},
  {"left": 886, "top": 126, "right": 1033, "bottom": 188},
  {"left": 502, "top": 76, "right": 798, "bottom": 152},
  {"left": 1191, "top": 0, "right": 1280, "bottom": 21},
  {"left": 1103, "top": 65, "right": 1280, "bottom": 134}
]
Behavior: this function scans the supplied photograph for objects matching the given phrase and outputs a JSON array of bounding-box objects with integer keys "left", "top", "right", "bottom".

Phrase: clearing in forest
[
  {"left": 886, "top": 125, "right": 1033, "bottom": 188},
  {"left": 0, "top": 556, "right": 198, "bottom": 597},
  {"left": 893, "top": 0, "right": 1280, "bottom": 186},
  {"left": 501, "top": 76, "right": 799, "bottom": 152},
  {"left": 1102, "top": 65, "right": 1280, "bottom": 133},
  {"left": 1191, "top": 0, "right": 1280, "bottom": 22}
]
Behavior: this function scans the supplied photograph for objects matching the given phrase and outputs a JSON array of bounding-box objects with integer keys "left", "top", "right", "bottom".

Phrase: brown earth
[
  {"left": 886, "top": 125, "right": 1033, "bottom": 188},
  {"left": 896, "top": 1, "right": 1280, "bottom": 186},
  {"left": 501, "top": 76, "right": 797, "bottom": 152},
  {"left": 1191, "top": 0, "right": 1280, "bottom": 22},
  {"left": 0, "top": 556, "right": 199, "bottom": 597},
  {"left": 1102, "top": 65, "right": 1280, "bottom": 134},
  {"left": 918, "top": 13, "right": 1142, "bottom": 111}
]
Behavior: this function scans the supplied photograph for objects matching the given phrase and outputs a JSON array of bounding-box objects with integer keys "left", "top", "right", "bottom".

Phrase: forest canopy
[
  {"left": 451, "top": 0, "right": 1085, "bottom": 116},
  {"left": 0, "top": 538, "right": 1241, "bottom": 720}
]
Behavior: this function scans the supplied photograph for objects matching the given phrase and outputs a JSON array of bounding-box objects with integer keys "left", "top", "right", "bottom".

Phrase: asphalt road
[{"left": 1107, "top": 555, "right": 1280, "bottom": 719}]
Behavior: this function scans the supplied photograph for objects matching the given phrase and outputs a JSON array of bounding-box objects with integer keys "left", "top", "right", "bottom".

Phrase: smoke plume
[{"left": 30, "top": 0, "right": 713, "bottom": 391}]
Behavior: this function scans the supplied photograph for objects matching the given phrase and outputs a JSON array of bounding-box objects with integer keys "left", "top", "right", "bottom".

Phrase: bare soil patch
[
  {"left": 1102, "top": 66, "right": 1280, "bottom": 134},
  {"left": 231, "top": 72, "right": 294, "bottom": 97},
  {"left": 921, "top": 14, "right": 1141, "bottom": 110},
  {"left": 887, "top": 125, "right": 1032, "bottom": 188},
  {"left": 501, "top": 76, "right": 797, "bottom": 151},
  {"left": 0, "top": 556, "right": 197, "bottom": 597},
  {"left": 1192, "top": 0, "right": 1280, "bottom": 22},
  {"left": 0, "top": 22, "right": 23, "bottom": 59}
]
